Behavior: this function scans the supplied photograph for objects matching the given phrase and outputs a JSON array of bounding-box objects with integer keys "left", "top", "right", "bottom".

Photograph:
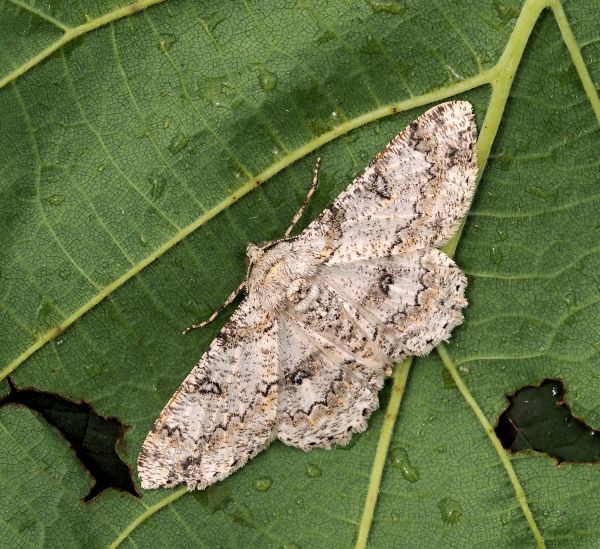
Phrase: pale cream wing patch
[
  {"left": 319, "top": 249, "right": 467, "bottom": 362},
  {"left": 137, "top": 297, "right": 279, "bottom": 490},
  {"left": 275, "top": 309, "right": 382, "bottom": 450},
  {"left": 297, "top": 101, "right": 477, "bottom": 263}
]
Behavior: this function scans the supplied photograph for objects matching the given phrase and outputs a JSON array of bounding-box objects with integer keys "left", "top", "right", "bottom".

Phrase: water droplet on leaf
[
  {"left": 36, "top": 299, "right": 56, "bottom": 328},
  {"left": 526, "top": 184, "right": 554, "bottom": 201},
  {"left": 148, "top": 173, "right": 167, "bottom": 200},
  {"left": 314, "top": 30, "right": 336, "bottom": 45},
  {"left": 258, "top": 67, "right": 278, "bottom": 92},
  {"left": 493, "top": 0, "right": 520, "bottom": 22},
  {"left": 366, "top": 0, "right": 406, "bottom": 15},
  {"left": 168, "top": 132, "right": 189, "bottom": 154},
  {"left": 227, "top": 158, "right": 246, "bottom": 181},
  {"left": 438, "top": 497, "right": 463, "bottom": 524},
  {"left": 232, "top": 503, "right": 256, "bottom": 528},
  {"left": 205, "top": 12, "right": 229, "bottom": 34},
  {"left": 158, "top": 34, "right": 177, "bottom": 52},
  {"left": 390, "top": 447, "right": 420, "bottom": 482},
  {"left": 198, "top": 74, "right": 234, "bottom": 109},
  {"left": 47, "top": 194, "right": 64, "bottom": 206},
  {"left": 304, "top": 464, "right": 322, "bottom": 478},
  {"left": 361, "top": 35, "right": 385, "bottom": 55},
  {"left": 253, "top": 477, "right": 272, "bottom": 492}
]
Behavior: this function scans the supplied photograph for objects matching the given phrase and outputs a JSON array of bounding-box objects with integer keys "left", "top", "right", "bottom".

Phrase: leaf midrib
[{"left": 0, "top": 0, "right": 169, "bottom": 89}]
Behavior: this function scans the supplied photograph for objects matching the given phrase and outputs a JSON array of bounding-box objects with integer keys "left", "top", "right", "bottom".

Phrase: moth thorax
[{"left": 246, "top": 241, "right": 298, "bottom": 306}]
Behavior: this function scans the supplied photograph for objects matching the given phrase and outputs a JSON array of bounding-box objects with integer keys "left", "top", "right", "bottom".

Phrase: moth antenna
[{"left": 284, "top": 157, "right": 321, "bottom": 238}]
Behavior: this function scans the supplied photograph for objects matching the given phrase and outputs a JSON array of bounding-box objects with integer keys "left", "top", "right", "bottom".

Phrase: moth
[{"left": 138, "top": 101, "right": 478, "bottom": 490}]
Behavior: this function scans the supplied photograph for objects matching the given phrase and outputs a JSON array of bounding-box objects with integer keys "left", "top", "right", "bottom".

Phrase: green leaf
[{"left": 1, "top": 0, "right": 599, "bottom": 547}]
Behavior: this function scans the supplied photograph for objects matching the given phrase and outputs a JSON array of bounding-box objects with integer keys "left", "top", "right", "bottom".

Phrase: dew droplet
[
  {"left": 253, "top": 477, "right": 272, "bottom": 492},
  {"left": 148, "top": 173, "right": 167, "bottom": 200},
  {"left": 490, "top": 246, "right": 504, "bottom": 266},
  {"left": 526, "top": 184, "right": 553, "bottom": 200},
  {"left": 258, "top": 67, "right": 278, "bottom": 92},
  {"left": 198, "top": 74, "right": 233, "bottom": 108},
  {"left": 227, "top": 158, "right": 246, "bottom": 181},
  {"left": 438, "top": 497, "right": 463, "bottom": 524},
  {"left": 304, "top": 464, "right": 322, "bottom": 478},
  {"left": 366, "top": 0, "right": 406, "bottom": 15},
  {"left": 361, "top": 35, "right": 385, "bottom": 55},
  {"left": 232, "top": 503, "right": 256, "bottom": 528},
  {"left": 47, "top": 194, "right": 64, "bottom": 206},
  {"left": 446, "top": 65, "right": 461, "bottom": 81},
  {"left": 493, "top": 0, "right": 520, "bottom": 22},
  {"left": 314, "top": 30, "right": 336, "bottom": 45},
  {"left": 158, "top": 33, "right": 177, "bottom": 52},
  {"left": 168, "top": 132, "right": 189, "bottom": 154},
  {"left": 389, "top": 447, "right": 420, "bottom": 483},
  {"left": 357, "top": 149, "right": 370, "bottom": 164},
  {"left": 205, "top": 12, "right": 228, "bottom": 33},
  {"left": 36, "top": 299, "right": 55, "bottom": 325}
]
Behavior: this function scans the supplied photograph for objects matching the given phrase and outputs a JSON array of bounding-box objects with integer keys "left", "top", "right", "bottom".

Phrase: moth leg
[
  {"left": 284, "top": 157, "right": 321, "bottom": 238},
  {"left": 182, "top": 280, "right": 246, "bottom": 334}
]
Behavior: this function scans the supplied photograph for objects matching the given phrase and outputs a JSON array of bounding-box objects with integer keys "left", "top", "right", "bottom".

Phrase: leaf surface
[{"left": 0, "top": 0, "right": 599, "bottom": 547}]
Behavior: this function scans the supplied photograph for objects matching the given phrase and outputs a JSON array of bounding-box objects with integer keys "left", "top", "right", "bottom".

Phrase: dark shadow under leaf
[
  {"left": 495, "top": 378, "right": 600, "bottom": 463},
  {"left": 0, "top": 378, "right": 138, "bottom": 501}
]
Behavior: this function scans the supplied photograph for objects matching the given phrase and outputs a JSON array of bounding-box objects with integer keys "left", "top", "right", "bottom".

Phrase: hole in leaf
[
  {"left": 495, "top": 378, "right": 600, "bottom": 463},
  {"left": 0, "top": 378, "right": 139, "bottom": 501}
]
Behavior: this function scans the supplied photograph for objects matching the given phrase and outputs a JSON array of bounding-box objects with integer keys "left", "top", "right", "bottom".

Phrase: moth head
[
  {"left": 246, "top": 242, "right": 264, "bottom": 265},
  {"left": 245, "top": 242, "right": 268, "bottom": 283}
]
